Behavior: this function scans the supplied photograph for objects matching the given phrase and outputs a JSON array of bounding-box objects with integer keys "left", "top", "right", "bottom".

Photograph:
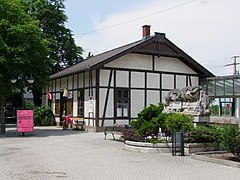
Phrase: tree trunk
[{"left": 0, "top": 96, "right": 6, "bottom": 134}]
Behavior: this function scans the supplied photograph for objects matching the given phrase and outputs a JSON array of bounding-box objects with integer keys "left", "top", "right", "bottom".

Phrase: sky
[{"left": 63, "top": 0, "right": 240, "bottom": 76}]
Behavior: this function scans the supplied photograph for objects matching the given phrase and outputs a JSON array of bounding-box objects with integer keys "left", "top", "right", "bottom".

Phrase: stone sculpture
[{"left": 163, "top": 86, "right": 210, "bottom": 117}]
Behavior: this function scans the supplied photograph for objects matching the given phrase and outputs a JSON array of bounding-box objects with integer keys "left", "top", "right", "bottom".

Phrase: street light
[{"left": 10, "top": 73, "right": 34, "bottom": 108}]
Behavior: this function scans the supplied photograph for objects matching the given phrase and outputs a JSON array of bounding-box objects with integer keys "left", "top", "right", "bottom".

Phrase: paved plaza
[{"left": 0, "top": 125, "right": 240, "bottom": 180}]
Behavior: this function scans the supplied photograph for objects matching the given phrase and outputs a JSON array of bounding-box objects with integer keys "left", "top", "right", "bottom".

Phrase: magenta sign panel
[{"left": 17, "top": 110, "right": 34, "bottom": 133}]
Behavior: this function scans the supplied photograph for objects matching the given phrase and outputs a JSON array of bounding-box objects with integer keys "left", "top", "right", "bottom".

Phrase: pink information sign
[{"left": 17, "top": 110, "right": 34, "bottom": 133}]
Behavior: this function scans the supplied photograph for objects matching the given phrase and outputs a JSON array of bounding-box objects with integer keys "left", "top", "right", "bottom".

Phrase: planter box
[
  {"left": 185, "top": 143, "right": 219, "bottom": 154},
  {"left": 125, "top": 141, "right": 219, "bottom": 154},
  {"left": 125, "top": 141, "right": 172, "bottom": 153}
]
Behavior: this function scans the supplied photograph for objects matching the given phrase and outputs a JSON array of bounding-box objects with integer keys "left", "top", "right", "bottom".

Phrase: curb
[{"left": 192, "top": 152, "right": 240, "bottom": 168}]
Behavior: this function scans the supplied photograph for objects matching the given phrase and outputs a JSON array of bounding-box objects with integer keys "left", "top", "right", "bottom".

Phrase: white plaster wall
[
  {"left": 85, "top": 72, "right": 89, "bottom": 88},
  {"left": 100, "top": 69, "right": 113, "bottom": 87},
  {"left": 84, "top": 88, "right": 96, "bottom": 118},
  {"left": 147, "top": 73, "right": 160, "bottom": 89},
  {"left": 116, "top": 120, "right": 129, "bottom": 125},
  {"left": 68, "top": 76, "right": 73, "bottom": 89},
  {"left": 131, "top": 90, "right": 144, "bottom": 117},
  {"left": 78, "top": 73, "right": 84, "bottom": 88},
  {"left": 190, "top": 76, "right": 199, "bottom": 86},
  {"left": 116, "top": 71, "right": 129, "bottom": 87},
  {"left": 105, "top": 53, "right": 152, "bottom": 70},
  {"left": 162, "top": 74, "right": 174, "bottom": 89},
  {"left": 56, "top": 79, "right": 60, "bottom": 91},
  {"left": 99, "top": 88, "right": 114, "bottom": 118},
  {"left": 147, "top": 90, "right": 160, "bottom": 106},
  {"left": 52, "top": 101, "right": 55, "bottom": 114},
  {"left": 55, "top": 92, "right": 60, "bottom": 100},
  {"left": 176, "top": 75, "right": 186, "bottom": 89},
  {"left": 73, "top": 74, "right": 78, "bottom": 89},
  {"left": 52, "top": 80, "right": 56, "bottom": 92},
  {"left": 92, "top": 70, "right": 96, "bottom": 87},
  {"left": 131, "top": 72, "right": 145, "bottom": 88},
  {"left": 162, "top": 91, "right": 169, "bottom": 102},
  {"left": 72, "top": 90, "right": 78, "bottom": 117},
  {"left": 155, "top": 56, "right": 197, "bottom": 74},
  {"left": 102, "top": 120, "right": 114, "bottom": 126},
  {"left": 61, "top": 77, "right": 67, "bottom": 89}
]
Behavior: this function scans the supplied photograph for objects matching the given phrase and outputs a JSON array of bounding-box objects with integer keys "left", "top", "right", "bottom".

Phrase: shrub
[
  {"left": 121, "top": 128, "right": 145, "bottom": 142},
  {"left": 220, "top": 125, "right": 240, "bottom": 160},
  {"left": 130, "top": 103, "right": 165, "bottom": 138},
  {"left": 185, "top": 126, "right": 221, "bottom": 143},
  {"left": 34, "top": 106, "right": 55, "bottom": 126},
  {"left": 165, "top": 113, "right": 193, "bottom": 132}
]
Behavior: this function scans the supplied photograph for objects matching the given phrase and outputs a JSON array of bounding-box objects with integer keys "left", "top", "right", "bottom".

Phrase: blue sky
[{"left": 64, "top": 0, "right": 240, "bottom": 76}]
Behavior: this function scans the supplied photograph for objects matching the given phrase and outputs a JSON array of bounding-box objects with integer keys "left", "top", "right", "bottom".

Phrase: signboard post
[{"left": 17, "top": 110, "right": 34, "bottom": 136}]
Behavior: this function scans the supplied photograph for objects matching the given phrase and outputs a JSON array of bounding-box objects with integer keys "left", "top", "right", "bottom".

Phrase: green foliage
[
  {"left": 185, "top": 126, "right": 222, "bottom": 143},
  {"left": 210, "top": 104, "right": 219, "bottom": 116},
  {"left": 24, "top": 101, "right": 35, "bottom": 109},
  {"left": 34, "top": 106, "right": 55, "bottom": 126},
  {"left": 0, "top": 0, "right": 51, "bottom": 98},
  {"left": 130, "top": 103, "right": 165, "bottom": 138},
  {"left": 220, "top": 125, "right": 240, "bottom": 160},
  {"left": 165, "top": 113, "right": 193, "bottom": 132},
  {"left": 22, "top": 0, "right": 83, "bottom": 73}
]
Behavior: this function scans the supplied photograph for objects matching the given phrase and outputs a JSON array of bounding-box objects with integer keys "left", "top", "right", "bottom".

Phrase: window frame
[
  {"left": 77, "top": 89, "right": 84, "bottom": 117},
  {"left": 115, "top": 88, "right": 129, "bottom": 118}
]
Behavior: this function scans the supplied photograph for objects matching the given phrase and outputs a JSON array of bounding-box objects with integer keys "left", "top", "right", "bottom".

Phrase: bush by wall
[
  {"left": 220, "top": 125, "right": 240, "bottom": 160},
  {"left": 34, "top": 106, "right": 55, "bottom": 126},
  {"left": 165, "top": 113, "right": 193, "bottom": 132},
  {"left": 185, "top": 126, "right": 221, "bottom": 143}
]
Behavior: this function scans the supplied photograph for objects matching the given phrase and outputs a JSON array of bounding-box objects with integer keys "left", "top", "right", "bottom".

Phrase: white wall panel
[
  {"left": 73, "top": 74, "right": 78, "bottom": 89},
  {"left": 60, "top": 77, "right": 67, "bottom": 89},
  {"left": 85, "top": 72, "right": 89, "bottom": 88},
  {"left": 100, "top": 69, "right": 113, "bottom": 86},
  {"left": 162, "top": 74, "right": 174, "bottom": 89},
  {"left": 147, "top": 90, "right": 160, "bottom": 106},
  {"left": 190, "top": 76, "right": 199, "bottom": 86},
  {"left": 147, "top": 73, "right": 160, "bottom": 89},
  {"left": 131, "top": 90, "right": 144, "bottom": 117},
  {"left": 68, "top": 76, "right": 73, "bottom": 90},
  {"left": 116, "top": 71, "right": 128, "bottom": 87},
  {"left": 78, "top": 73, "right": 84, "bottom": 88},
  {"left": 105, "top": 54, "right": 152, "bottom": 70},
  {"left": 131, "top": 72, "right": 144, "bottom": 88},
  {"left": 92, "top": 70, "right": 96, "bottom": 86},
  {"left": 99, "top": 88, "right": 114, "bottom": 118},
  {"left": 162, "top": 91, "right": 169, "bottom": 102},
  {"left": 56, "top": 79, "right": 60, "bottom": 91},
  {"left": 52, "top": 80, "right": 56, "bottom": 92},
  {"left": 176, "top": 75, "right": 186, "bottom": 89},
  {"left": 73, "top": 90, "right": 78, "bottom": 117},
  {"left": 155, "top": 57, "right": 197, "bottom": 74}
]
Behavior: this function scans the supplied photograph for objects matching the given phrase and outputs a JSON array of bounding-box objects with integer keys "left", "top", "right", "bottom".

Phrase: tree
[
  {"left": 22, "top": 0, "right": 83, "bottom": 73},
  {"left": 21, "top": 0, "right": 84, "bottom": 106},
  {"left": 0, "top": 0, "right": 51, "bottom": 133}
]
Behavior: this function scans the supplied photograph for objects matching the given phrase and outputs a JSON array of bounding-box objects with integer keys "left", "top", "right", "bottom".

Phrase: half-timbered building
[{"left": 42, "top": 25, "right": 214, "bottom": 131}]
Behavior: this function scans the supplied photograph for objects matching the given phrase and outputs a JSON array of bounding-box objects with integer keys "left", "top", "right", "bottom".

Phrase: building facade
[{"left": 42, "top": 25, "right": 214, "bottom": 131}]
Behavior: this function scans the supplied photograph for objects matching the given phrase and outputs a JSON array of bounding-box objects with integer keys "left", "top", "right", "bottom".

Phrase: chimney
[{"left": 142, "top": 25, "right": 151, "bottom": 38}]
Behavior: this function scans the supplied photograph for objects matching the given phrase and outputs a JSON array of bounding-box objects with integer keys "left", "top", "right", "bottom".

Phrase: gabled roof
[{"left": 50, "top": 32, "right": 214, "bottom": 79}]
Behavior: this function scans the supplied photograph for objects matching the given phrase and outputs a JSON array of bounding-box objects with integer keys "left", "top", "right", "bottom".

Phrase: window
[
  {"left": 116, "top": 89, "right": 129, "bottom": 118},
  {"left": 77, "top": 89, "right": 84, "bottom": 117}
]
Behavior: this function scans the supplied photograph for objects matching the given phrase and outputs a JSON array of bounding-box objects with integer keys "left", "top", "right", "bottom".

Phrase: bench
[
  {"left": 104, "top": 124, "right": 132, "bottom": 140},
  {"left": 72, "top": 118, "right": 85, "bottom": 130}
]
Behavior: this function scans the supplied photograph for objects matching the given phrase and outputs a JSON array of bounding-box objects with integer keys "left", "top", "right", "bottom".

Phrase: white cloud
[{"left": 75, "top": 0, "right": 240, "bottom": 76}]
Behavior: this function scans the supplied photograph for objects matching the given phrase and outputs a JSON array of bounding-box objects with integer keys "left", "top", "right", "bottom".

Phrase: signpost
[{"left": 17, "top": 110, "right": 34, "bottom": 136}]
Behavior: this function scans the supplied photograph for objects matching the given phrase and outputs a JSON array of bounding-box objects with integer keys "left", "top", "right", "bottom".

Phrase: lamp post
[{"left": 10, "top": 73, "right": 34, "bottom": 108}]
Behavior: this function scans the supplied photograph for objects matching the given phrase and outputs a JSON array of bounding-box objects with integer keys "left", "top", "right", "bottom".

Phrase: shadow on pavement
[{"left": 0, "top": 124, "right": 86, "bottom": 138}]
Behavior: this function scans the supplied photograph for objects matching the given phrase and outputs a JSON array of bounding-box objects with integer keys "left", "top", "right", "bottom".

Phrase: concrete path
[{"left": 0, "top": 125, "right": 240, "bottom": 180}]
